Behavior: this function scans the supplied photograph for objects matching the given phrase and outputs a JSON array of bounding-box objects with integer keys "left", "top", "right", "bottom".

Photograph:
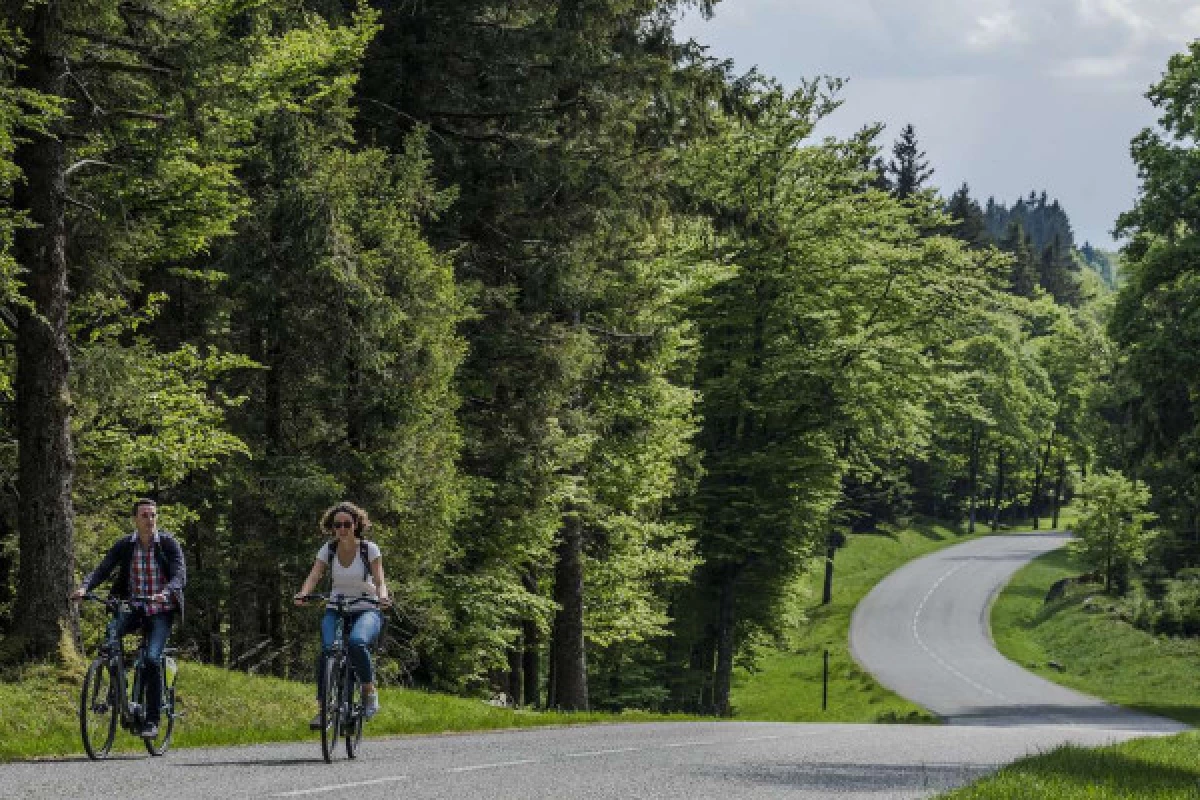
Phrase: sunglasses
[{"left": 331, "top": 520, "right": 355, "bottom": 530}]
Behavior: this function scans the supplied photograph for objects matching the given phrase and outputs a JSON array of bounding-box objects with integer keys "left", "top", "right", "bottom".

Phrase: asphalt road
[
  {"left": 851, "top": 532, "right": 1187, "bottom": 731},
  {"left": 2, "top": 533, "right": 1188, "bottom": 799}
]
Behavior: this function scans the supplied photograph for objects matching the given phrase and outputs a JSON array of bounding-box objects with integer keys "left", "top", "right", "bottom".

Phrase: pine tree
[
  {"left": 1000, "top": 222, "right": 1038, "bottom": 298},
  {"left": 945, "top": 183, "right": 989, "bottom": 248},
  {"left": 885, "top": 124, "right": 934, "bottom": 200}
]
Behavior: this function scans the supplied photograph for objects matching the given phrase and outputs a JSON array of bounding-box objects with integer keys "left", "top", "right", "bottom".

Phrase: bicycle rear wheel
[
  {"left": 80, "top": 658, "right": 118, "bottom": 760},
  {"left": 319, "top": 655, "right": 343, "bottom": 763},
  {"left": 344, "top": 675, "right": 363, "bottom": 759},
  {"left": 143, "top": 683, "right": 176, "bottom": 756}
]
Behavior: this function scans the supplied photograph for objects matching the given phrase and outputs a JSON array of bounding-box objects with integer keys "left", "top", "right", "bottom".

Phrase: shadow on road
[
  {"left": 703, "top": 760, "right": 1001, "bottom": 793},
  {"left": 946, "top": 703, "right": 1190, "bottom": 732},
  {"left": 173, "top": 757, "right": 327, "bottom": 768}
]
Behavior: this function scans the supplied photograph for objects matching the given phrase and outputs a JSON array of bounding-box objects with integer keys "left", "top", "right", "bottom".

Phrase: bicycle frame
[
  {"left": 298, "top": 593, "right": 381, "bottom": 762},
  {"left": 85, "top": 594, "right": 176, "bottom": 733}
]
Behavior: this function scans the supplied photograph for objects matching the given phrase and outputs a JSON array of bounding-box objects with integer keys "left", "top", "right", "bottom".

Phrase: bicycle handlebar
[
  {"left": 295, "top": 593, "right": 382, "bottom": 609},
  {"left": 83, "top": 593, "right": 163, "bottom": 612}
]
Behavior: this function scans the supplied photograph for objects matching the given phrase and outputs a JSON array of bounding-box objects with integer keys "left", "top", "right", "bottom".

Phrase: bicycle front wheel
[
  {"left": 319, "top": 655, "right": 343, "bottom": 763},
  {"left": 80, "top": 658, "right": 118, "bottom": 760},
  {"left": 344, "top": 674, "right": 363, "bottom": 759}
]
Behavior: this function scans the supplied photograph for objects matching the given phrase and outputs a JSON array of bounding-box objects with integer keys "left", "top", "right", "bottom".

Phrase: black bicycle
[
  {"left": 79, "top": 593, "right": 179, "bottom": 759},
  {"left": 298, "top": 593, "right": 382, "bottom": 763}
]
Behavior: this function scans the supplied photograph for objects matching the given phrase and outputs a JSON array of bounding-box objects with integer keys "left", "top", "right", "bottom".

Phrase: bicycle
[
  {"left": 297, "top": 593, "right": 382, "bottom": 763},
  {"left": 79, "top": 593, "right": 179, "bottom": 759}
]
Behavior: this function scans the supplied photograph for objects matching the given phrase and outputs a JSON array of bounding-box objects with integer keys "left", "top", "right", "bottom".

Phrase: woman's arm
[
  {"left": 370, "top": 557, "right": 391, "bottom": 608},
  {"left": 293, "top": 559, "right": 327, "bottom": 605}
]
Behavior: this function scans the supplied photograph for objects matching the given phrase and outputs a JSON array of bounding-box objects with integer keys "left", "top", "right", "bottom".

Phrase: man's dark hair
[{"left": 132, "top": 498, "right": 158, "bottom": 516}]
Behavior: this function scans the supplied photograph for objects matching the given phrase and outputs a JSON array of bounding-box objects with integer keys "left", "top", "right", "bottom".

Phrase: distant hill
[{"left": 1079, "top": 242, "right": 1120, "bottom": 288}]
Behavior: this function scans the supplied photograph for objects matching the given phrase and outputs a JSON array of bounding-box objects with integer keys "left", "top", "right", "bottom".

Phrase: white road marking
[
  {"left": 270, "top": 776, "right": 408, "bottom": 797},
  {"left": 739, "top": 735, "right": 783, "bottom": 742},
  {"left": 448, "top": 759, "right": 540, "bottom": 773},
  {"left": 911, "top": 561, "right": 1010, "bottom": 702},
  {"left": 564, "top": 747, "right": 642, "bottom": 757}
]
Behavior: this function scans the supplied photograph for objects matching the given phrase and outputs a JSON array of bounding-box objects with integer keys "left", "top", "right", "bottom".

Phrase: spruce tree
[{"left": 885, "top": 123, "right": 934, "bottom": 200}]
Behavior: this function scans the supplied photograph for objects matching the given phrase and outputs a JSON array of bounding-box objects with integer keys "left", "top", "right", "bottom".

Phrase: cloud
[
  {"left": 674, "top": 0, "right": 1200, "bottom": 247},
  {"left": 679, "top": 0, "right": 1199, "bottom": 83},
  {"left": 965, "top": 10, "right": 1029, "bottom": 51}
]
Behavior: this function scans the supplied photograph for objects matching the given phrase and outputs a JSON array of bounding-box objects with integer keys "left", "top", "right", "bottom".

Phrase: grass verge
[
  {"left": 944, "top": 533, "right": 1200, "bottom": 798},
  {"left": 0, "top": 661, "right": 680, "bottom": 762},
  {"left": 939, "top": 733, "right": 1200, "bottom": 799},
  {"left": 990, "top": 546, "right": 1200, "bottom": 727},
  {"left": 732, "top": 517, "right": 993, "bottom": 723}
]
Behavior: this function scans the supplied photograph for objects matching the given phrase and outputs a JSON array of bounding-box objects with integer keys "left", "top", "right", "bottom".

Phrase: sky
[{"left": 675, "top": 1, "right": 1200, "bottom": 248}]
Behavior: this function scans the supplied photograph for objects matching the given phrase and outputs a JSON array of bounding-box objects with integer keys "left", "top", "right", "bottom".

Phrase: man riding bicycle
[{"left": 71, "top": 498, "right": 186, "bottom": 740}]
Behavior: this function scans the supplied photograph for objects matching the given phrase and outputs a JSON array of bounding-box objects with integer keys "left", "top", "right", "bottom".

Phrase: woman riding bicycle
[{"left": 294, "top": 501, "right": 391, "bottom": 728}]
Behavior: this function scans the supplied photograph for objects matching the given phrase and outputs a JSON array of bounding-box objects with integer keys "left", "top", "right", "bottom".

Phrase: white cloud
[
  {"left": 674, "top": 0, "right": 1200, "bottom": 247},
  {"left": 1050, "top": 55, "right": 1138, "bottom": 79},
  {"left": 966, "top": 11, "right": 1029, "bottom": 51}
]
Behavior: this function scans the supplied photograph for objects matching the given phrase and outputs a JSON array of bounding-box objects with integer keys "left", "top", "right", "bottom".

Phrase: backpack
[{"left": 325, "top": 538, "right": 371, "bottom": 582}]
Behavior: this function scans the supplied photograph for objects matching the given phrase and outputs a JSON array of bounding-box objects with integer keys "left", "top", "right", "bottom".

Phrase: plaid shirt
[{"left": 130, "top": 533, "right": 173, "bottom": 615}]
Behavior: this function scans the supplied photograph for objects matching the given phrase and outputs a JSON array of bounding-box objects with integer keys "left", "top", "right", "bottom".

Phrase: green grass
[
  {"left": 732, "top": 518, "right": 991, "bottom": 723},
  {"left": 0, "top": 661, "right": 681, "bottom": 762},
  {"left": 939, "top": 733, "right": 1200, "bottom": 799},
  {"left": 990, "top": 547, "right": 1200, "bottom": 727}
]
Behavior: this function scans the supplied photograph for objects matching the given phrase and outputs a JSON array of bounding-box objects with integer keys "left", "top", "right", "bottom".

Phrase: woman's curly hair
[{"left": 319, "top": 501, "right": 371, "bottom": 539}]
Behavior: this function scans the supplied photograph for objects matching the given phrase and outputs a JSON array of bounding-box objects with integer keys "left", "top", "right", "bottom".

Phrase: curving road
[
  {"left": 851, "top": 532, "right": 1187, "bottom": 732},
  {"left": 1, "top": 532, "right": 1187, "bottom": 799}
]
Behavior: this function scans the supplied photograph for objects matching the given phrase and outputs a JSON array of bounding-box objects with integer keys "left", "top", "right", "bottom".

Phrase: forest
[{"left": 1, "top": 1, "right": 1197, "bottom": 717}]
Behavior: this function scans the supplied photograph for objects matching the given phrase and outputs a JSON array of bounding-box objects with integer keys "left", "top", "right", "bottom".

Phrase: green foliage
[
  {"left": 1072, "top": 470, "right": 1156, "bottom": 593},
  {"left": 1109, "top": 40, "right": 1200, "bottom": 581}
]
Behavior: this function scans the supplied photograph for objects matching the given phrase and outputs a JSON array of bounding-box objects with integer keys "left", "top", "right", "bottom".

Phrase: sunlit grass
[
  {"left": 0, "top": 661, "right": 685, "bottom": 762},
  {"left": 939, "top": 733, "right": 1200, "bottom": 799}
]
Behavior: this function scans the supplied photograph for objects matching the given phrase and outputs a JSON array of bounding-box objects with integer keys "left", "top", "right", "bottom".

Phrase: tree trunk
[
  {"left": 1051, "top": 457, "right": 1066, "bottom": 530},
  {"left": 712, "top": 566, "right": 738, "bottom": 717},
  {"left": 821, "top": 538, "right": 836, "bottom": 605},
  {"left": 1030, "top": 434, "right": 1054, "bottom": 530},
  {"left": 507, "top": 643, "right": 523, "bottom": 707},
  {"left": 521, "top": 572, "right": 540, "bottom": 708},
  {"left": 967, "top": 426, "right": 981, "bottom": 534},
  {"left": 550, "top": 512, "right": 587, "bottom": 710},
  {"left": 8, "top": 2, "right": 80, "bottom": 663},
  {"left": 990, "top": 449, "right": 1006, "bottom": 531}
]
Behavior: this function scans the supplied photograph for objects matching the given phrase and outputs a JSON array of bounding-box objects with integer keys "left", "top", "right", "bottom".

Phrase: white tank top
[{"left": 316, "top": 540, "right": 381, "bottom": 611}]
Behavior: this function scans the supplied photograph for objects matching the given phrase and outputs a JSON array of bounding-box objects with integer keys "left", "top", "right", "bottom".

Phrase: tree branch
[
  {"left": 64, "top": 159, "right": 115, "bottom": 179},
  {"left": 72, "top": 59, "right": 177, "bottom": 77},
  {"left": 61, "top": 28, "right": 175, "bottom": 69}
]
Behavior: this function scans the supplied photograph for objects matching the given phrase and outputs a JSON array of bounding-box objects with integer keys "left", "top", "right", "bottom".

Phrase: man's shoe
[
  {"left": 363, "top": 692, "right": 380, "bottom": 721},
  {"left": 308, "top": 713, "right": 323, "bottom": 731},
  {"left": 140, "top": 723, "right": 159, "bottom": 739}
]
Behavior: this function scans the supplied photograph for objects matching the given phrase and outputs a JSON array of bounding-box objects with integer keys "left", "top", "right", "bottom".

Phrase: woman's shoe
[{"left": 364, "top": 692, "right": 380, "bottom": 721}]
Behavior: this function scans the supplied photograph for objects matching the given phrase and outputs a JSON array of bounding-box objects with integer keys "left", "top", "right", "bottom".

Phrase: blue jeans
[
  {"left": 318, "top": 609, "right": 382, "bottom": 687},
  {"left": 108, "top": 609, "right": 173, "bottom": 725}
]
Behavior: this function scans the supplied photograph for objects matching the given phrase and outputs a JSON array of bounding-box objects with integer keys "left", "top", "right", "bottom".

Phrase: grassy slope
[
  {"left": 732, "top": 519, "right": 981, "bottom": 723},
  {"left": 0, "top": 661, "right": 678, "bottom": 762},
  {"left": 940, "top": 734, "right": 1200, "bottom": 800},
  {"left": 990, "top": 546, "right": 1200, "bottom": 726},
  {"left": 941, "top": 533, "right": 1200, "bottom": 799}
]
